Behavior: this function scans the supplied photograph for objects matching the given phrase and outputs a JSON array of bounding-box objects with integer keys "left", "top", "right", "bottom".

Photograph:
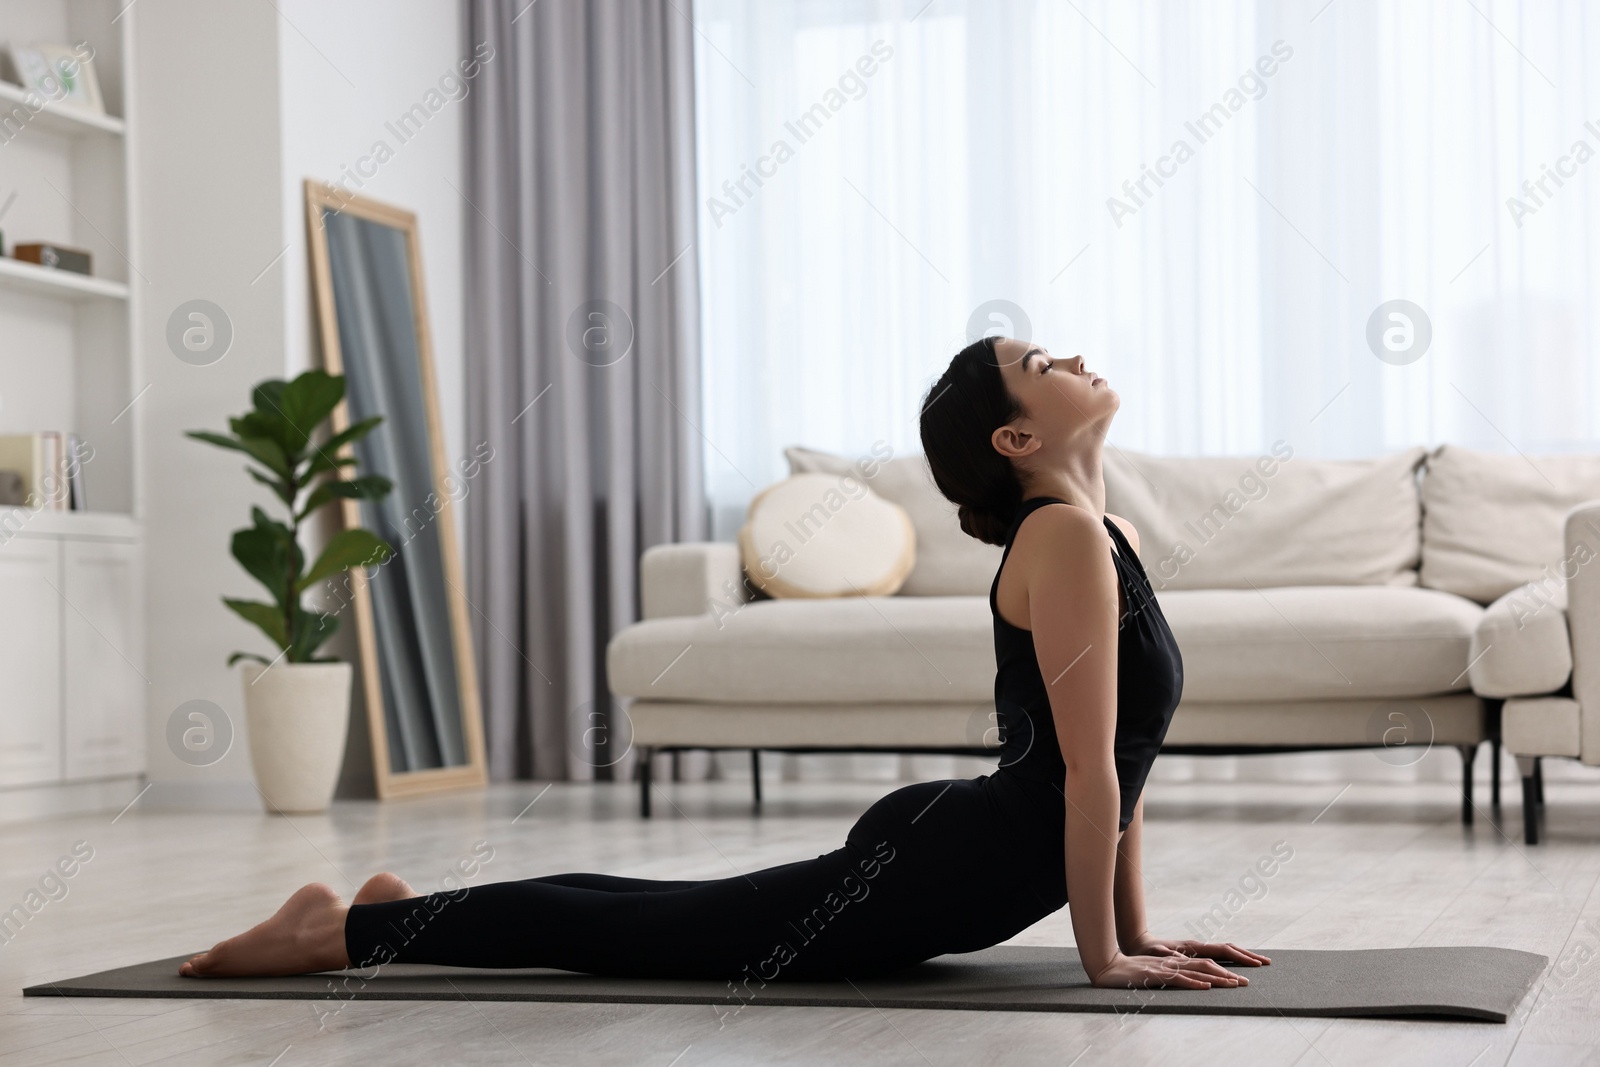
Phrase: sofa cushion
[
  {"left": 1102, "top": 445, "right": 1427, "bottom": 591},
  {"left": 1157, "top": 585, "right": 1483, "bottom": 701},
  {"left": 625, "top": 700, "right": 998, "bottom": 749},
  {"left": 1420, "top": 443, "right": 1600, "bottom": 604},
  {"left": 608, "top": 595, "right": 996, "bottom": 704},
  {"left": 608, "top": 584, "right": 1482, "bottom": 706},
  {"left": 737, "top": 473, "right": 916, "bottom": 598},
  {"left": 1468, "top": 580, "right": 1572, "bottom": 698},
  {"left": 786, "top": 445, "right": 1001, "bottom": 596}
]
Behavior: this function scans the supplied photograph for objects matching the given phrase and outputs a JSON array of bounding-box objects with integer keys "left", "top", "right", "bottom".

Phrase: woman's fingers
[
  {"left": 1144, "top": 961, "right": 1213, "bottom": 988},
  {"left": 1184, "top": 940, "right": 1272, "bottom": 966},
  {"left": 1176, "top": 956, "right": 1248, "bottom": 984},
  {"left": 1221, "top": 942, "right": 1271, "bottom": 965}
]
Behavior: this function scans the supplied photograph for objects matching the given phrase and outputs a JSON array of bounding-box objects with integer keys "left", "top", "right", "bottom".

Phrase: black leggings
[{"left": 342, "top": 775, "right": 1067, "bottom": 983}]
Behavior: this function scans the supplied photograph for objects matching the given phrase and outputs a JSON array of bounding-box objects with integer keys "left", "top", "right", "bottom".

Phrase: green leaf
[
  {"left": 298, "top": 528, "right": 392, "bottom": 592},
  {"left": 309, "top": 454, "right": 359, "bottom": 474},
  {"left": 288, "top": 607, "right": 340, "bottom": 662},
  {"left": 230, "top": 523, "right": 297, "bottom": 609},
  {"left": 232, "top": 411, "right": 300, "bottom": 459},
  {"left": 227, "top": 651, "right": 274, "bottom": 667},
  {"left": 306, "top": 415, "right": 383, "bottom": 476},
  {"left": 223, "top": 597, "right": 288, "bottom": 650},
  {"left": 185, "top": 429, "right": 252, "bottom": 455},
  {"left": 250, "top": 505, "right": 294, "bottom": 540},
  {"left": 296, "top": 474, "right": 394, "bottom": 522},
  {"left": 251, "top": 379, "right": 289, "bottom": 417},
  {"left": 233, "top": 435, "right": 291, "bottom": 479},
  {"left": 247, "top": 466, "right": 294, "bottom": 508},
  {"left": 279, "top": 371, "right": 345, "bottom": 442}
]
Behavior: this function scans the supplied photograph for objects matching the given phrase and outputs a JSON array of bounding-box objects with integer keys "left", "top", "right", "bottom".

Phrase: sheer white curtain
[{"left": 692, "top": 0, "right": 1600, "bottom": 787}]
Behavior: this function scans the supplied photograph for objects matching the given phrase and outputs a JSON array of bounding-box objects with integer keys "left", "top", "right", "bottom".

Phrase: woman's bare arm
[
  {"left": 1021, "top": 506, "right": 1244, "bottom": 989},
  {"left": 1114, "top": 795, "right": 1150, "bottom": 952},
  {"left": 1020, "top": 505, "right": 1124, "bottom": 980}
]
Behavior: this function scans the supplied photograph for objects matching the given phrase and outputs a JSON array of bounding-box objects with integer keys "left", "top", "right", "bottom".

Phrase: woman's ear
[{"left": 991, "top": 421, "right": 1040, "bottom": 460}]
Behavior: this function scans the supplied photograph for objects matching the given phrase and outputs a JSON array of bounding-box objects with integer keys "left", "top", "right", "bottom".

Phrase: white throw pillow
[
  {"left": 739, "top": 472, "right": 916, "bottom": 598},
  {"left": 784, "top": 446, "right": 1002, "bottom": 596},
  {"left": 1420, "top": 443, "right": 1600, "bottom": 604}
]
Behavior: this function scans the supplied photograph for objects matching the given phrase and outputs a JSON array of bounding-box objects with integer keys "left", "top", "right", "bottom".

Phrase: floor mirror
[{"left": 304, "top": 180, "right": 488, "bottom": 798}]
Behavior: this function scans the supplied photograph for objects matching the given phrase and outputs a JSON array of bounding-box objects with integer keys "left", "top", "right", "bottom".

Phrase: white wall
[
  {"left": 134, "top": 0, "right": 288, "bottom": 805},
  {"left": 275, "top": 0, "right": 466, "bottom": 471},
  {"left": 135, "top": 0, "right": 469, "bottom": 804}
]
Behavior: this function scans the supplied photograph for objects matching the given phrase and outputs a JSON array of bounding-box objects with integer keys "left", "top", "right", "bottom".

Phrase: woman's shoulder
[
  {"left": 1001, "top": 502, "right": 1122, "bottom": 626},
  {"left": 1011, "top": 502, "right": 1115, "bottom": 570},
  {"left": 1105, "top": 512, "right": 1140, "bottom": 555},
  {"left": 1015, "top": 501, "right": 1141, "bottom": 556}
]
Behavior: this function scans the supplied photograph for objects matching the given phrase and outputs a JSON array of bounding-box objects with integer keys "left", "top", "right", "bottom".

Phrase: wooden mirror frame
[{"left": 303, "top": 179, "right": 488, "bottom": 799}]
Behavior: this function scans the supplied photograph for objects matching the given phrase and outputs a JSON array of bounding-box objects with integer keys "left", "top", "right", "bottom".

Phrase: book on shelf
[{"left": 0, "top": 431, "right": 87, "bottom": 511}]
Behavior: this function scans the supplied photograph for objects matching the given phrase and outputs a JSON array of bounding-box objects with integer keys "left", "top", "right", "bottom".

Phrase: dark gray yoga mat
[{"left": 24, "top": 944, "right": 1546, "bottom": 1023}]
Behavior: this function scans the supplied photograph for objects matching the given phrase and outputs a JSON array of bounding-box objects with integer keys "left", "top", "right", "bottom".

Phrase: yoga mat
[{"left": 24, "top": 944, "right": 1546, "bottom": 1023}]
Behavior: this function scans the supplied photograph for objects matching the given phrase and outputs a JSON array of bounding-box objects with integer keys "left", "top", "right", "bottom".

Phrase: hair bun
[{"left": 957, "top": 502, "right": 1012, "bottom": 547}]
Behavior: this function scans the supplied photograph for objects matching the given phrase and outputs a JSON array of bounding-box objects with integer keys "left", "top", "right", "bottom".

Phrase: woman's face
[{"left": 990, "top": 337, "right": 1118, "bottom": 460}]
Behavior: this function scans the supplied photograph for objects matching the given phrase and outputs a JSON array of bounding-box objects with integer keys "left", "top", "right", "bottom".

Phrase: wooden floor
[{"left": 1, "top": 774, "right": 1597, "bottom": 1066}]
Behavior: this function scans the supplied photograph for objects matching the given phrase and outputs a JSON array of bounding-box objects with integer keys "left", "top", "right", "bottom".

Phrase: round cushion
[{"left": 739, "top": 473, "right": 916, "bottom": 598}]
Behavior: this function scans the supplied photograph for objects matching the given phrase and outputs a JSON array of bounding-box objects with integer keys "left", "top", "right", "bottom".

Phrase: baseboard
[{"left": 0, "top": 776, "right": 148, "bottom": 824}]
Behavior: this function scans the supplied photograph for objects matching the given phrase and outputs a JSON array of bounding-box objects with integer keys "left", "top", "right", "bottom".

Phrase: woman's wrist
[
  {"left": 1084, "top": 949, "right": 1124, "bottom": 983},
  {"left": 1118, "top": 928, "right": 1153, "bottom": 953}
]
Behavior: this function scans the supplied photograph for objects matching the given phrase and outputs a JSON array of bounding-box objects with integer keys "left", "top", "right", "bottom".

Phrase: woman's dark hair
[{"left": 918, "top": 335, "right": 1025, "bottom": 546}]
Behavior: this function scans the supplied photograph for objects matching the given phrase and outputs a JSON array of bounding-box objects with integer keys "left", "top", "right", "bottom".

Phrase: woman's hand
[
  {"left": 1089, "top": 950, "right": 1256, "bottom": 989},
  {"left": 1121, "top": 932, "right": 1271, "bottom": 968}
]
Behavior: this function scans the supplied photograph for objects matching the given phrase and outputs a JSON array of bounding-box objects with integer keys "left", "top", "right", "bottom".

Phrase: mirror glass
[{"left": 306, "top": 183, "right": 487, "bottom": 794}]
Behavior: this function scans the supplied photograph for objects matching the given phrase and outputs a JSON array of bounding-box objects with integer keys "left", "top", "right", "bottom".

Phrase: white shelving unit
[
  {"left": 0, "top": 253, "right": 128, "bottom": 301},
  {"left": 0, "top": 77, "right": 123, "bottom": 137},
  {"left": 0, "top": 0, "right": 145, "bottom": 808}
]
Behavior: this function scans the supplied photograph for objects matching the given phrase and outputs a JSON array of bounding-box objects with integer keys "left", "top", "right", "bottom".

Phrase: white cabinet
[
  {"left": 0, "top": 522, "right": 144, "bottom": 790},
  {"left": 63, "top": 539, "right": 145, "bottom": 779},
  {"left": 0, "top": 537, "right": 63, "bottom": 787}
]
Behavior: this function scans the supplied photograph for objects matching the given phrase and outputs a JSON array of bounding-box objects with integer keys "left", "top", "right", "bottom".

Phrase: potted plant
[{"left": 187, "top": 370, "right": 394, "bottom": 813}]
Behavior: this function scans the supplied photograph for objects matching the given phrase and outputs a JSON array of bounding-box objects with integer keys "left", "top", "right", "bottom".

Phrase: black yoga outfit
[{"left": 343, "top": 497, "right": 1183, "bottom": 982}]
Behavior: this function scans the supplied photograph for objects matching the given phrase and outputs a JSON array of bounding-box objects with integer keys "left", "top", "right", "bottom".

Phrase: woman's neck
[{"left": 1019, "top": 451, "right": 1107, "bottom": 516}]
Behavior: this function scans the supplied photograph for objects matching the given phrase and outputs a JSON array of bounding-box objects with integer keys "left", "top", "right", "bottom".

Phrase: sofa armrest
[
  {"left": 1469, "top": 580, "right": 1572, "bottom": 698},
  {"left": 639, "top": 542, "right": 750, "bottom": 621},
  {"left": 1568, "top": 500, "right": 1600, "bottom": 764}
]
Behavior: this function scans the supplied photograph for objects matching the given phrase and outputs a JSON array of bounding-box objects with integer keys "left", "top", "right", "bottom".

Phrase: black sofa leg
[
  {"left": 1516, "top": 755, "right": 1540, "bottom": 844},
  {"left": 1456, "top": 744, "right": 1477, "bottom": 826},
  {"left": 1491, "top": 737, "right": 1502, "bottom": 808},
  {"left": 639, "top": 746, "right": 653, "bottom": 818},
  {"left": 751, "top": 749, "right": 763, "bottom": 812},
  {"left": 1533, "top": 758, "right": 1544, "bottom": 807}
]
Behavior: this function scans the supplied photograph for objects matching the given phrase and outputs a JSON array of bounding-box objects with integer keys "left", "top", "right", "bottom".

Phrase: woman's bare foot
[
  {"left": 178, "top": 883, "right": 351, "bottom": 978},
  {"left": 352, "top": 872, "right": 419, "bottom": 905}
]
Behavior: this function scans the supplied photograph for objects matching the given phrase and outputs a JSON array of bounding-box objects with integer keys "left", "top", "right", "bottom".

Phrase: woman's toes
[
  {"left": 180, "top": 946, "right": 223, "bottom": 977},
  {"left": 353, "top": 872, "right": 419, "bottom": 905}
]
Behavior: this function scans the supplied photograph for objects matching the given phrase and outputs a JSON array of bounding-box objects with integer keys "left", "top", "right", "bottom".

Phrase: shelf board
[
  {"left": 0, "top": 507, "right": 137, "bottom": 540},
  {"left": 0, "top": 256, "right": 128, "bottom": 303},
  {"left": 0, "top": 80, "right": 124, "bottom": 138}
]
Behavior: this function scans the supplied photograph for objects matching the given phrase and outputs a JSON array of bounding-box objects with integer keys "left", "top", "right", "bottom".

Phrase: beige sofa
[{"left": 606, "top": 443, "right": 1600, "bottom": 842}]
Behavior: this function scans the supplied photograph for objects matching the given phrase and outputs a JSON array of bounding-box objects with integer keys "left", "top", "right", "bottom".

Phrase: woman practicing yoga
[{"left": 179, "top": 335, "right": 1269, "bottom": 989}]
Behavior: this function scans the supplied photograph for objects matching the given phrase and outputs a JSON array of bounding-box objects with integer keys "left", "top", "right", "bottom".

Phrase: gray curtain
[{"left": 463, "top": 0, "right": 706, "bottom": 781}]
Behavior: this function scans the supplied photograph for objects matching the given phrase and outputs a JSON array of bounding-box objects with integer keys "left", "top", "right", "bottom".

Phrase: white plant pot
[{"left": 239, "top": 660, "right": 353, "bottom": 814}]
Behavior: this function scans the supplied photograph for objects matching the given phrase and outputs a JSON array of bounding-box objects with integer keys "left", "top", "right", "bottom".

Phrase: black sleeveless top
[{"left": 987, "top": 497, "right": 1184, "bottom": 832}]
